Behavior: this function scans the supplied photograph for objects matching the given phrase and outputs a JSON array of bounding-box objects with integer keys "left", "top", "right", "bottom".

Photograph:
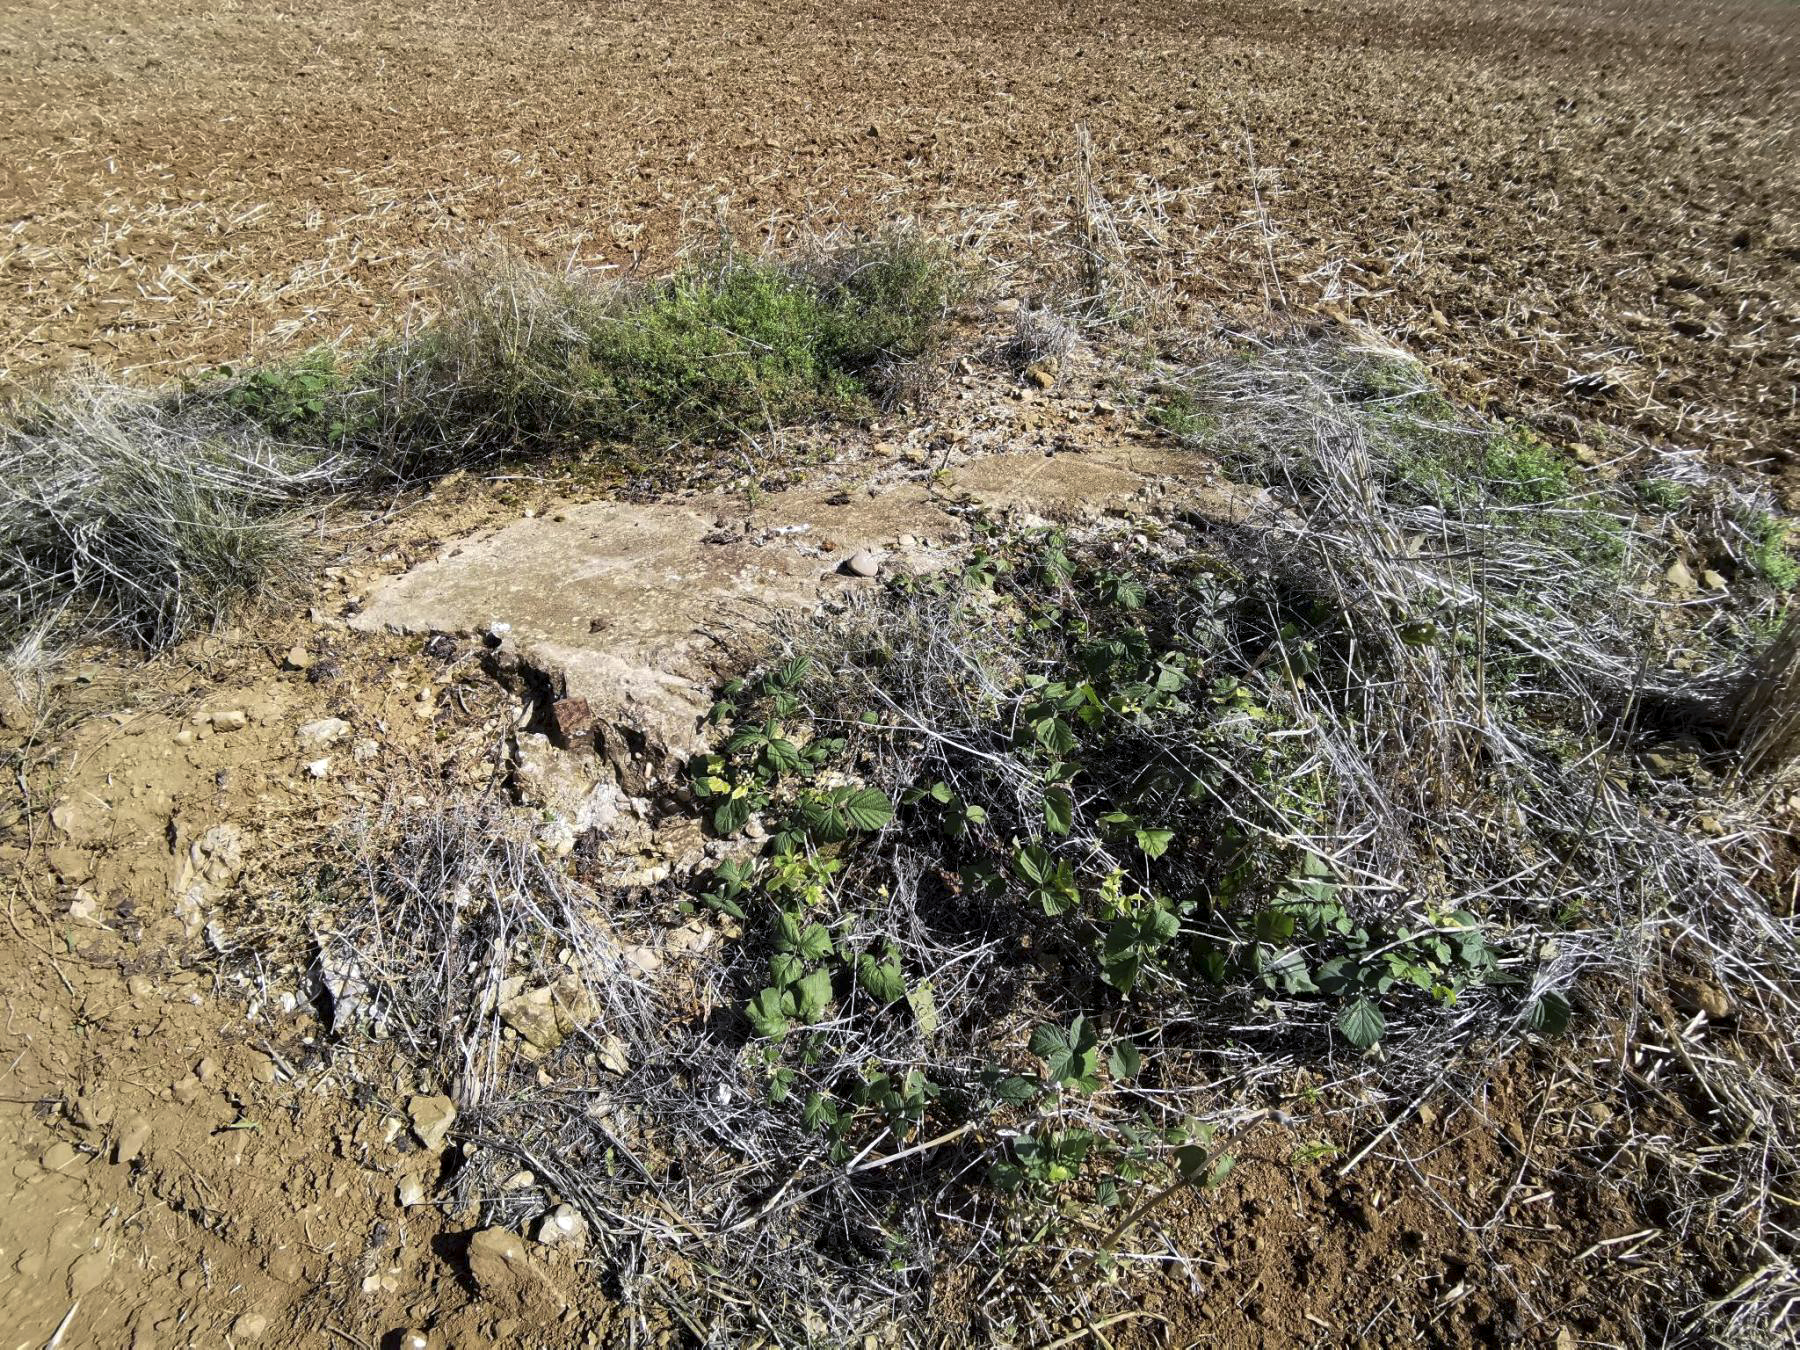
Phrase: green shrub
[
  {"left": 351, "top": 233, "right": 959, "bottom": 474},
  {"left": 1636, "top": 476, "right": 1691, "bottom": 513},
  {"left": 1150, "top": 389, "right": 1217, "bottom": 441},
  {"left": 1482, "top": 426, "right": 1574, "bottom": 505},
  {"left": 205, "top": 348, "right": 349, "bottom": 442}
]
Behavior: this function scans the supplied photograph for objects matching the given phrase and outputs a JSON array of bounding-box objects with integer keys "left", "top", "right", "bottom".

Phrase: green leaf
[
  {"left": 1033, "top": 716, "right": 1079, "bottom": 755},
  {"left": 1016, "top": 844, "right": 1052, "bottom": 886},
  {"left": 1037, "top": 872, "right": 1079, "bottom": 916},
  {"left": 775, "top": 912, "right": 833, "bottom": 960},
  {"left": 1265, "top": 948, "right": 1317, "bottom": 995},
  {"left": 701, "top": 892, "right": 745, "bottom": 920},
  {"left": 773, "top": 654, "right": 812, "bottom": 689},
  {"left": 769, "top": 952, "right": 803, "bottom": 987},
  {"left": 1314, "top": 955, "right": 1357, "bottom": 996},
  {"left": 1338, "top": 996, "right": 1386, "bottom": 1049},
  {"left": 839, "top": 787, "right": 894, "bottom": 833},
  {"left": 1031, "top": 1015, "right": 1100, "bottom": 1092},
  {"left": 1527, "top": 990, "right": 1572, "bottom": 1037},
  {"left": 1254, "top": 909, "right": 1296, "bottom": 943},
  {"left": 746, "top": 987, "right": 792, "bottom": 1039},
  {"left": 713, "top": 795, "right": 752, "bottom": 835},
  {"left": 761, "top": 737, "right": 805, "bottom": 777},
  {"left": 996, "top": 1075, "right": 1039, "bottom": 1107},
  {"left": 1016, "top": 846, "right": 1080, "bottom": 917},
  {"left": 1174, "top": 1144, "right": 1211, "bottom": 1182},
  {"left": 727, "top": 724, "right": 771, "bottom": 755},
  {"left": 906, "top": 979, "right": 940, "bottom": 1036},
  {"left": 1043, "top": 787, "right": 1073, "bottom": 837},
  {"left": 1107, "top": 1039, "right": 1142, "bottom": 1081},
  {"left": 857, "top": 954, "right": 906, "bottom": 1005},
  {"left": 794, "top": 967, "right": 834, "bottom": 1023},
  {"left": 802, "top": 1091, "right": 839, "bottom": 1133},
  {"left": 1100, "top": 947, "right": 1142, "bottom": 997},
  {"left": 1134, "top": 828, "right": 1174, "bottom": 859}
]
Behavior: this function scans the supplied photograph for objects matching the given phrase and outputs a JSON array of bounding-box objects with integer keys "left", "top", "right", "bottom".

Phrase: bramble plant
[{"left": 672, "top": 507, "right": 1590, "bottom": 1242}]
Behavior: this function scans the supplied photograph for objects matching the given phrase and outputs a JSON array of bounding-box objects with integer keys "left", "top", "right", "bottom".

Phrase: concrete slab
[{"left": 349, "top": 446, "right": 1217, "bottom": 768}]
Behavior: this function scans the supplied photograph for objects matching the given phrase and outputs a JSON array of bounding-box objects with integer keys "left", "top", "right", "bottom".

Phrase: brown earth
[
  {"left": 2, "top": 1, "right": 1796, "bottom": 1339},
  {"left": 0, "top": 363, "right": 1773, "bottom": 1346},
  {"left": 1, "top": 0, "right": 1797, "bottom": 482}
]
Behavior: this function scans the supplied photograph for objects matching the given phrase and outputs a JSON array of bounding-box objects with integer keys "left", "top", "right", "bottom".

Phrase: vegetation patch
[
  {"left": 0, "top": 383, "right": 338, "bottom": 652},
  {"left": 532, "top": 458, "right": 1789, "bottom": 1336},
  {"left": 339, "top": 233, "right": 957, "bottom": 474},
  {"left": 0, "top": 232, "right": 958, "bottom": 656},
  {"left": 1748, "top": 512, "right": 1799, "bottom": 591}
]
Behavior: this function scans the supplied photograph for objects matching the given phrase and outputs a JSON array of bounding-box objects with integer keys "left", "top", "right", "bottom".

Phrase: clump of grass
[
  {"left": 1154, "top": 339, "right": 1641, "bottom": 625},
  {"left": 1162, "top": 343, "right": 1587, "bottom": 513},
  {"left": 314, "top": 796, "right": 651, "bottom": 1107},
  {"left": 352, "top": 231, "right": 959, "bottom": 474},
  {"left": 1003, "top": 300, "right": 1078, "bottom": 373},
  {"left": 0, "top": 380, "right": 337, "bottom": 652},
  {"left": 1747, "top": 512, "right": 1799, "bottom": 591},
  {"left": 1637, "top": 475, "right": 1692, "bottom": 513}
]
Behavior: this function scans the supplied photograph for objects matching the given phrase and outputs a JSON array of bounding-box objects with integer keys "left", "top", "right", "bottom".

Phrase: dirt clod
[
  {"left": 466, "top": 1227, "right": 528, "bottom": 1295},
  {"left": 407, "top": 1094, "right": 456, "bottom": 1152}
]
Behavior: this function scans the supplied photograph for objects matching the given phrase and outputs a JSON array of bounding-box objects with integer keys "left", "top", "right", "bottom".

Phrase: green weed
[
  {"left": 203, "top": 348, "right": 350, "bottom": 443},
  {"left": 1636, "top": 476, "right": 1691, "bottom": 513},
  {"left": 355, "top": 233, "right": 959, "bottom": 473},
  {"left": 1749, "top": 514, "right": 1799, "bottom": 591}
]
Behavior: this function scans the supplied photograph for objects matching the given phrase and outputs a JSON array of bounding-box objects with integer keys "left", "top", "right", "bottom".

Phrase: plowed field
[{"left": 2, "top": 0, "right": 1796, "bottom": 474}]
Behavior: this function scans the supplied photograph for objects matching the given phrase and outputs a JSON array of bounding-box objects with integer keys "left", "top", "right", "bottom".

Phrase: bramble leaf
[
  {"left": 857, "top": 954, "right": 906, "bottom": 1005},
  {"left": 1338, "top": 996, "right": 1386, "bottom": 1049},
  {"left": 840, "top": 787, "right": 894, "bottom": 833},
  {"left": 1031, "top": 1015, "right": 1100, "bottom": 1092},
  {"left": 794, "top": 967, "right": 834, "bottom": 1023},
  {"left": 1527, "top": 990, "right": 1572, "bottom": 1037},
  {"left": 803, "top": 1090, "right": 839, "bottom": 1133},
  {"left": 746, "top": 987, "right": 793, "bottom": 1039},
  {"left": 713, "top": 795, "right": 752, "bottom": 835},
  {"left": 1108, "top": 1039, "right": 1142, "bottom": 1081},
  {"left": 1135, "top": 827, "right": 1174, "bottom": 859}
]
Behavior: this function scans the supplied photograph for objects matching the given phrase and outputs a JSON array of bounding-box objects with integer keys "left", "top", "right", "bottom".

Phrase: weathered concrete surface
[{"left": 350, "top": 446, "right": 1237, "bottom": 768}]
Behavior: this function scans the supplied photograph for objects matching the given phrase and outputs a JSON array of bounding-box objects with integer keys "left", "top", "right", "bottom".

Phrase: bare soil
[{"left": 2, "top": 0, "right": 1797, "bottom": 481}]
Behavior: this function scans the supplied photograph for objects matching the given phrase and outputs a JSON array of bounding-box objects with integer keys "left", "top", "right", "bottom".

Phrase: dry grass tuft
[{"left": 0, "top": 376, "right": 340, "bottom": 654}]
